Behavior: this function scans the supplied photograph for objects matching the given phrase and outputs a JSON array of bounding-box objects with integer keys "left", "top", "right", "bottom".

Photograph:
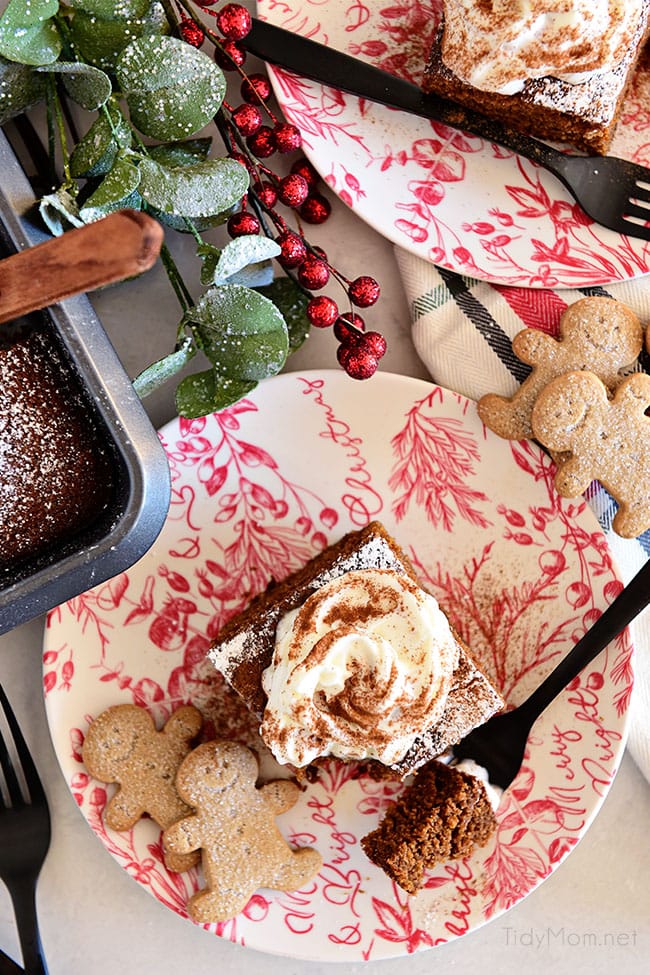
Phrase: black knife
[
  {"left": 245, "top": 17, "right": 553, "bottom": 159},
  {"left": 0, "top": 948, "right": 23, "bottom": 974},
  {"left": 245, "top": 17, "right": 650, "bottom": 243}
]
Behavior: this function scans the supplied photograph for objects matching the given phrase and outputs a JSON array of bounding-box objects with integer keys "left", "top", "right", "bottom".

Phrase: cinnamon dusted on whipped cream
[
  {"left": 440, "top": 0, "right": 645, "bottom": 95},
  {"left": 260, "top": 569, "right": 460, "bottom": 767}
]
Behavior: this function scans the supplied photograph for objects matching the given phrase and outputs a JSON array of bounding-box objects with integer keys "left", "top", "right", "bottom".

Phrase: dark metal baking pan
[{"left": 0, "top": 129, "right": 171, "bottom": 635}]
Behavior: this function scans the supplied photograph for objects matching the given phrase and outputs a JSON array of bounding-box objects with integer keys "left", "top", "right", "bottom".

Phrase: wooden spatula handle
[{"left": 0, "top": 209, "right": 164, "bottom": 325}]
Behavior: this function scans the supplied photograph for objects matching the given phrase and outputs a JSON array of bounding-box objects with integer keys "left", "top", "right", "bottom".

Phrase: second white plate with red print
[
  {"left": 257, "top": 0, "right": 650, "bottom": 288},
  {"left": 44, "top": 371, "right": 632, "bottom": 961}
]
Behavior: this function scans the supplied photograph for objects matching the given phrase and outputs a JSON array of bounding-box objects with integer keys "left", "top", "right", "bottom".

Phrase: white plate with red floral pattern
[
  {"left": 257, "top": 0, "right": 650, "bottom": 288},
  {"left": 43, "top": 371, "right": 632, "bottom": 961}
]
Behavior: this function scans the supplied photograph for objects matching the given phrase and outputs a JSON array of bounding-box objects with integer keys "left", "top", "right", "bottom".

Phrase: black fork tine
[
  {"left": 631, "top": 183, "right": 650, "bottom": 202},
  {"left": 0, "top": 685, "right": 51, "bottom": 975},
  {"left": 616, "top": 219, "right": 650, "bottom": 242},
  {"left": 623, "top": 205, "right": 650, "bottom": 224},
  {"left": 0, "top": 684, "right": 46, "bottom": 806},
  {"left": 0, "top": 688, "right": 24, "bottom": 808}
]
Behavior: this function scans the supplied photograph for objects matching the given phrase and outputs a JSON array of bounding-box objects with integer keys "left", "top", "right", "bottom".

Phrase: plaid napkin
[{"left": 395, "top": 246, "right": 650, "bottom": 784}]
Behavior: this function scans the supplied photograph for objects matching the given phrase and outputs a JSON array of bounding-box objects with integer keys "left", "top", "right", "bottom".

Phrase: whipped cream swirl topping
[
  {"left": 260, "top": 569, "right": 460, "bottom": 767},
  {"left": 440, "top": 0, "right": 645, "bottom": 95}
]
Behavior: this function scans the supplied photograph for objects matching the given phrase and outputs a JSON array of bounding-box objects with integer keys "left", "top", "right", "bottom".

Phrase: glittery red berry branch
[{"left": 177, "top": 0, "right": 387, "bottom": 380}]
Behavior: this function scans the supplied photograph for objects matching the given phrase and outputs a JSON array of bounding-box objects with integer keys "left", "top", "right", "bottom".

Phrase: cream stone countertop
[{"left": 1, "top": 178, "right": 649, "bottom": 975}]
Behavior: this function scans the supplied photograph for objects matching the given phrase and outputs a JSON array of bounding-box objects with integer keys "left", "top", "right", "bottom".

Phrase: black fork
[
  {"left": 0, "top": 685, "right": 51, "bottom": 975},
  {"left": 246, "top": 18, "right": 650, "bottom": 242},
  {"left": 453, "top": 558, "right": 650, "bottom": 790}
]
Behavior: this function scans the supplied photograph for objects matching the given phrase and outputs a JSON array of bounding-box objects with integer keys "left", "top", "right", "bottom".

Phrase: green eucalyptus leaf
[
  {"left": 0, "top": 56, "right": 48, "bottom": 122},
  {"left": 147, "top": 138, "right": 212, "bottom": 168},
  {"left": 200, "top": 248, "right": 276, "bottom": 287},
  {"left": 1, "top": 0, "right": 58, "bottom": 27},
  {"left": 116, "top": 35, "right": 226, "bottom": 141},
  {"left": 116, "top": 34, "right": 215, "bottom": 93},
  {"left": 141, "top": 145, "right": 222, "bottom": 228},
  {"left": 37, "top": 61, "right": 112, "bottom": 110},
  {"left": 175, "top": 369, "right": 257, "bottom": 418},
  {"left": 39, "top": 187, "right": 85, "bottom": 236},
  {"left": 125, "top": 78, "right": 220, "bottom": 141},
  {"left": 133, "top": 337, "right": 196, "bottom": 399},
  {"left": 0, "top": 24, "right": 61, "bottom": 66},
  {"left": 64, "top": 0, "right": 151, "bottom": 19},
  {"left": 68, "top": 3, "right": 168, "bottom": 72},
  {"left": 138, "top": 156, "right": 248, "bottom": 219},
  {"left": 197, "top": 243, "right": 221, "bottom": 286},
  {"left": 227, "top": 260, "right": 275, "bottom": 289},
  {"left": 199, "top": 236, "right": 281, "bottom": 287},
  {"left": 0, "top": 0, "right": 61, "bottom": 65},
  {"left": 257, "top": 277, "right": 311, "bottom": 351},
  {"left": 187, "top": 283, "right": 289, "bottom": 383},
  {"left": 139, "top": 141, "right": 219, "bottom": 227},
  {"left": 70, "top": 104, "right": 132, "bottom": 178},
  {"left": 144, "top": 206, "right": 229, "bottom": 234},
  {"left": 79, "top": 154, "right": 141, "bottom": 221}
]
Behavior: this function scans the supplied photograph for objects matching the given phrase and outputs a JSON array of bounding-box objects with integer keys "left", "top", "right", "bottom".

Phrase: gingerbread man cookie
[
  {"left": 478, "top": 297, "right": 643, "bottom": 441},
  {"left": 163, "top": 740, "right": 322, "bottom": 923},
  {"left": 82, "top": 703, "right": 203, "bottom": 872},
  {"left": 531, "top": 370, "right": 650, "bottom": 538}
]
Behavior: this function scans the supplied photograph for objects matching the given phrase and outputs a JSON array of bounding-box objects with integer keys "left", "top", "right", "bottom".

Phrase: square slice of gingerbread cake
[
  {"left": 422, "top": 2, "right": 650, "bottom": 154},
  {"left": 208, "top": 521, "right": 503, "bottom": 779}
]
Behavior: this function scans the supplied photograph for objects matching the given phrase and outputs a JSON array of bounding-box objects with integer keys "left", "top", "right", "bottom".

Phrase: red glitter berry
[
  {"left": 194, "top": 0, "right": 218, "bottom": 6},
  {"left": 231, "top": 103, "right": 262, "bottom": 137},
  {"left": 359, "top": 331, "right": 387, "bottom": 358},
  {"left": 290, "top": 157, "right": 319, "bottom": 189},
  {"left": 253, "top": 180, "right": 278, "bottom": 208},
  {"left": 216, "top": 3, "right": 252, "bottom": 40},
  {"left": 277, "top": 173, "right": 309, "bottom": 208},
  {"left": 306, "top": 295, "right": 339, "bottom": 328},
  {"left": 273, "top": 122, "right": 302, "bottom": 153},
  {"left": 227, "top": 210, "right": 260, "bottom": 237},
  {"left": 337, "top": 344, "right": 379, "bottom": 380},
  {"left": 214, "top": 39, "right": 246, "bottom": 70},
  {"left": 333, "top": 313, "right": 365, "bottom": 344},
  {"left": 300, "top": 193, "right": 331, "bottom": 225},
  {"left": 179, "top": 17, "right": 204, "bottom": 48},
  {"left": 298, "top": 257, "right": 330, "bottom": 290},
  {"left": 241, "top": 73, "right": 272, "bottom": 104},
  {"left": 349, "top": 275, "right": 381, "bottom": 308},
  {"left": 276, "top": 230, "right": 307, "bottom": 269},
  {"left": 247, "top": 125, "right": 276, "bottom": 158}
]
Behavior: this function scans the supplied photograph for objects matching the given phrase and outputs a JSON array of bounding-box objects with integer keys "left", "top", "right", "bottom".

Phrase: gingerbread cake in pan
[{"left": 0, "top": 318, "right": 114, "bottom": 572}]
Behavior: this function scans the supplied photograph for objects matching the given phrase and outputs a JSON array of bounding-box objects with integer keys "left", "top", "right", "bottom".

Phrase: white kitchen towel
[{"left": 395, "top": 246, "right": 650, "bottom": 784}]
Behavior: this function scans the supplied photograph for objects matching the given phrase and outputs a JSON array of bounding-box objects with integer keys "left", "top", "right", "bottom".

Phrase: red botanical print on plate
[
  {"left": 258, "top": 0, "right": 650, "bottom": 287},
  {"left": 43, "top": 372, "right": 632, "bottom": 962}
]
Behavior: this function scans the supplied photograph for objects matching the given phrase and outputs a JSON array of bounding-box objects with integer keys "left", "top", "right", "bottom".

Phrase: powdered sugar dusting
[
  {"left": 209, "top": 523, "right": 504, "bottom": 777},
  {"left": 0, "top": 319, "right": 114, "bottom": 572},
  {"left": 208, "top": 535, "right": 406, "bottom": 678},
  {"left": 441, "top": 0, "right": 647, "bottom": 97}
]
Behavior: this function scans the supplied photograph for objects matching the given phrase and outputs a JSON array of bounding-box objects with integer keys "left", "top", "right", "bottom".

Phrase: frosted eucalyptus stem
[
  {"left": 50, "top": 78, "right": 72, "bottom": 186},
  {"left": 159, "top": 241, "right": 193, "bottom": 313},
  {"left": 44, "top": 77, "right": 57, "bottom": 186}
]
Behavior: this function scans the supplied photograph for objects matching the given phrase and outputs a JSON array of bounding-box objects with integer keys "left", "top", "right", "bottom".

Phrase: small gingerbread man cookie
[
  {"left": 531, "top": 370, "right": 650, "bottom": 538},
  {"left": 478, "top": 297, "right": 643, "bottom": 441},
  {"left": 82, "top": 703, "right": 203, "bottom": 872},
  {"left": 163, "top": 740, "right": 322, "bottom": 923}
]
